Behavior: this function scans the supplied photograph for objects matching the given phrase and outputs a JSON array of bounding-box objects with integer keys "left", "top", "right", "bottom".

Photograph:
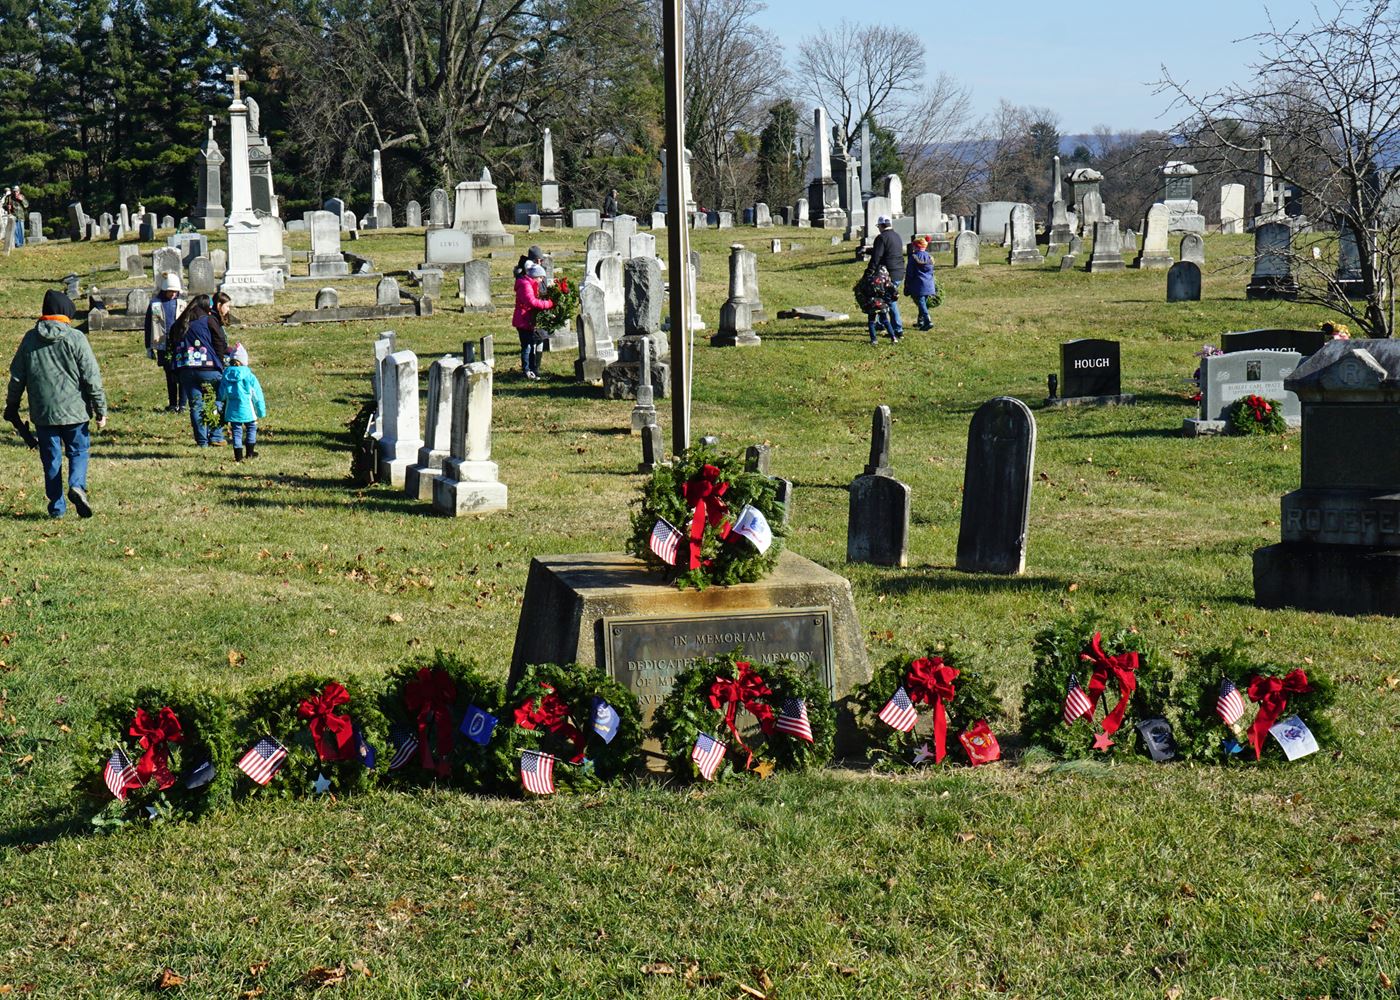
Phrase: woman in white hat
[{"left": 145, "top": 271, "right": 185, "bottom": 412}]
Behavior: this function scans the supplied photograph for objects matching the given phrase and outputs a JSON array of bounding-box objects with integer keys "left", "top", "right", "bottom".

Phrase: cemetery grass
[{"left": 0, "top": 228, "right": 1397, "bottom": 998}]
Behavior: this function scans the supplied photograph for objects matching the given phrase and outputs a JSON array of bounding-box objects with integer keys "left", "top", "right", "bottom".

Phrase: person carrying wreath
[{"left": 511, "top": 252, "right": 553, "bottom": 381}]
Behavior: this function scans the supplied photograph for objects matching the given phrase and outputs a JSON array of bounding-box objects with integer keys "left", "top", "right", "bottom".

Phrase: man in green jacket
[{"left": 4, "top": 290, "right": 108, "bottom": 518}]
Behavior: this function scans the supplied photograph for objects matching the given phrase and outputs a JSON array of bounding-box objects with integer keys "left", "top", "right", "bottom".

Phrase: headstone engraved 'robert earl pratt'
[
  {"left": 1183, "top": 349, "right": 1302, "bottom": 436},
  {"left": 956, "top": 397, "right": 1036, "bottom": 575}
]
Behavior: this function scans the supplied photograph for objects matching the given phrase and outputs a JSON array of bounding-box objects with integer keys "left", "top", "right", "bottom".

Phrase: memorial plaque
[
  {"left": 603, "top": 607, "right": 835, "bottom": 725},
  {"left": 1200, "top": 350, "right": 1301, "bottom": 424},
  {"left": 1059, "top": 338, "right": 1121, "bottom": 398},
  {"left": 1164, "top": 175, "right": 1193, "bottom": 201}
]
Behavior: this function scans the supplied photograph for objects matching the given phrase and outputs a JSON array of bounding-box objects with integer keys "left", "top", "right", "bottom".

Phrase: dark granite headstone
[
  {"left": 1059, "top": 339, "right": 1121, "bottom": 398},
  {"left": 1166, "top": 261, "right": 1201, "bottom": 302},
  {"left": 956, "top": 397, "right": 1036, "bottom": 575},
  {"left": 847, "top": 475, "right": 910, "bottom": 566},
  {"left": 1222, "top": 328, "right": 1329, "bottom": 357},
  {"left": 864, "top": 405, "right": 892, "bottom": 476}
]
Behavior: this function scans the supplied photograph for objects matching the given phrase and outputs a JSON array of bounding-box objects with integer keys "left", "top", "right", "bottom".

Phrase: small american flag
[
  {"left": 103, "top": 748, "right": 138, "bottom": 800},
  {"left": 1062, "top": 676, "right": 1093, "bottom": 726},
  {"left": 1217, "top": 678, "right": 1245, "bottom": 727},
  {"left": 878, "top": 687, "right": 918, "bottom": 733},
  {"left": 774, "top": 697, "right": 814, "bottom": 742},
  {"left": 520, "top": 750, "right": 555, "bottom": 795},
  {"left": 388, "top": 724, "right": 419, "bottom": 771},
  {"left": 650, "top": 517, "right": 683, "bottom": 566},
  {"left": 237, "top": 737, "right": 288, "bottom": 786},
  {"left": 692, "top": 732, "right": 727, "bottom": 781}
]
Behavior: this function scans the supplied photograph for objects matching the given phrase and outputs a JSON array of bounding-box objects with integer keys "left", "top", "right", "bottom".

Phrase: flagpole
[{"left": 662, "top": 0, "right": 691, "bottom": 456}]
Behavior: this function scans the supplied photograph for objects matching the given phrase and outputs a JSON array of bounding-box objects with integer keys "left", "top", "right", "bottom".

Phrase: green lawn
[{"left": 0, "top": 224, "right": 1396, "bottom": 998}]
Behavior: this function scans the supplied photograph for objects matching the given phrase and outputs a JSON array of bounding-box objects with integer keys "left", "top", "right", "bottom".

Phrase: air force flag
[
  {"left": 592, "top": 697, "right": 620, "bottom": 744},
  {"left": 731, "top": 504, "right": 773, "bottom": 554},
  {"left": 460, "top": 705, "right": 498, "bottom": 747}
]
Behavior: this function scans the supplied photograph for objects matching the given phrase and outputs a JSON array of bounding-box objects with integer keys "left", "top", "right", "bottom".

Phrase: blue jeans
[
  {"left": 914, "top": 295, "right": 933, "bottom": 328},
  {"left": 867, "top": 282, "right": 903, "bottom": 341},
  {"left": 229, "top": 421, "right": 257, "bottom": 447},
  {"left": 179, "top": 369, "right": 225, "bottom": 445},
  {"left": 12, "top": 220, "right": 23, "bottom": 247},
  {"left": 518, "top": 331, "right": 542, "bottom": 375},
  {"left": 36, "top": 423, "right": 89, "bottom": 517}
]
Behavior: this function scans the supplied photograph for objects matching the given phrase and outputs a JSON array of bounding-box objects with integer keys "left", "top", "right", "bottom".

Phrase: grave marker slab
[
  {"left": 1166, "top": 261, "right": 1201, "bottom": 302},
  {"left": 956, "top": 397, "right": 1036, "bottom": 575},
  {"left": 1049, "top": 339, "right": 1135, "bottom": 406}
]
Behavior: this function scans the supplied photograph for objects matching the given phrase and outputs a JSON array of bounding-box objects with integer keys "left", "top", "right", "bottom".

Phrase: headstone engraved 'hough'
[
  {"left": 956, "top": 397, "right": 1036, "bottom": 575},
  {"left": 1053, "top": 338, "right": 1131, "bottom": 404}
]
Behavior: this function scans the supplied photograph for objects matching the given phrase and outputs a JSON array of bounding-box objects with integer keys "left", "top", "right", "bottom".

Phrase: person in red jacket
[{"left": 511, "top": 251, "right": 553, "bottom": 380}]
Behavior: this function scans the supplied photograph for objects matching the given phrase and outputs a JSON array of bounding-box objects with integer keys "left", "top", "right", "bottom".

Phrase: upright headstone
[
  {"left": 540, "top": 127, "right": 561, "bottom": 216},
  {"left": 953, "top": 230, "right": 980, "bottom": 268},
  {"left": 807, "top": 108, "right": 845, "bottom": 231},
  {"left": 219, "top": 66, "right": 275, "bottom": 306},
  {"left": 188, "top": 256, "right": 217, "bottom": 295},
  {"left": 1008, "top": 204, "right": 1044, "bottom": 265},
  {"left": 629, "top": 335, "right": 658, "bottom": 434},
  {"left": 623, "top": 255, "right": 664, "bottom": 347},
  {"left": 66, "top": 202, "right": 85, "bottom": 242},
  {"left": 795, "top": 198, "right": 810, "bottom": 227},
  {"left": 1047, "top": 156, "right": 1072, "bottom": 251},
  {"left": 628, "top": 233, "right": 657, "bottom": 261},
  {"left": 1336, "top": 223, "right": 1365, "bottom": 297},
  {"left": 315, "top": 287, "right": 339, "bottom": 309},
  {"left": 433, "top": 361, "right": 508, "bottom": 515},
  {"left": 461, "top": 259, "right": 493, "bottom": 312},
  {"left": 913, "top": 193, "right": 942, "bottom": 235},
  {"left": 210, "top": 248, "right": 226, "bottom": 275},
  {"left": 1246, "top": 222, "right": 1299, "bottom": 300},
  {"left": 956, "top": 397, "right": 1036, "bottom": 575},
  {"left": 1134, "top": 204, "right": 1173, "bottom": 269},
  {"left": 1186, "top": 350, "right": 1302, "bottom": 435},
  {"left": 428, "top": 188, "right": 450, "bottom": 229},
  {"left": 153, "top": 246, "right": 183, "bottom": 278},
  {"left": 369, "top": 149, "right": 391, "bottom": 228},
  {"left": 1161, "top": 161, "right": 1205, "bottom": 233},
  {"left": 1253, "top": 138, "right": 1287, "bottom": 227},
  {"left": 1068, "top": 168, "right": 1106, "bottom": 234},
  {"left": 883, "top": 174, "right": 903, "bottom": 218},
  {"left": 139, "top": 213, "right": 156, "bottom": 241},
  {"left": 376, "top": 276, "right": 400, "bottom": 306},
  {"left": 574, "top": 282, "right": 616, "bottom": 383},
  {"left": 374, "top": 351, "right": 424, "bottom": 487},
  {"left": 192, "top": 116, "right": 226, "bottom": 230},
  {"left": 572, "top": 208, "right": 601, "bottom": 229},
  {"left": 1166, "top": 261, "right": 1202, "bottom": 302},
  {"left": 245, "top": 96, "right": 278, "bottom": 217},
  {"left": 846, "top": 405, "right": 910, "bottom": 566},
  {"left": 27, "top": 212, "right": 44, "bottom": 244},
  {"left": 1179, "top": 232, "right": 1205, "bottom": 265},
  {"left": 405, "top": 200, "right": 422, "bottom": 228},
  {"left": 1220, "top": 183, "right": 1246, "bottom": 234},
  {"left": 1087, "top": 222, "right": 1126, "bottom": 272},
  {"left": 584, "top": 229, "right": 614, "bottom": 280},
  {"left": 975, "top": 202, "right": 1017, "bottom": 243},
  {"left": 425, "top": 228, "right": 473, "bottom": 267},
  {"left": 712, "top": 244, "right": 760, "bottom": 347},
  {"left": 308, "top": 210, "right": 349, "bottom": 276},
  {"left": 1053, "top": 339, "right": 1132, "bottom": 405},
  {"left": 405, "top": 355, "right": 462, "bottom": 500},
  {"left": 754, "top": 203, "right": 772, "bottom": 228},
  {"left": 611, "top": 214, "right": 638, "bottom": 254},
  {"left": 453, "top": 171, "right": 515, "bottom": 246},
  {"left": 597, "top": 253, "right": 625, "bottom": 333}
]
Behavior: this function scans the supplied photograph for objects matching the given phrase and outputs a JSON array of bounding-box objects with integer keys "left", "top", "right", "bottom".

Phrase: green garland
[
  {"left": 851, "top": 648, "right": 1004, "bottom": 770},
  {"left": 535, "top": 274, "right": 581, "bottom": 333},
  {"left": 493, "top": 663, "right": 644, "bottom": 795},
  {"left": 199, "top": 383, "right": 224, "bottom": 433},
  {"left": 79, "top": 687, "right": 236, "bottom": 828},
  {"left": 1228, "top": 394, "right": 1287, "bottom": 435},
  {"left": 650, "top": 651, "right": 835, "bottom": 784},
  {"left": 627, "top": 445, "right": 786, "bottom": 590},
  {"left": 1175, "top": 642, "right": 1336, "bottom": 763},
  {"left": 1020, "top": 616, "right": 1173, "bottom": 760},
  {"left": 236, "top": 674, "right": 389, "bottom": 798},
  {"left": 378, "top": 650, "right": 507, "bottom": 792}
]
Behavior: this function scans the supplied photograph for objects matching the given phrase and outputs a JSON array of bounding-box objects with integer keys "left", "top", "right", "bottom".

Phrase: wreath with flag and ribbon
[
  {"left": 235, "top": 675, "right": 389, "bottom": 798},
  {"left": 627, "top": 445, "right": 786, "bottom": 590},
  {"left": 1174, "top": 643, "right": 1336, "bottom": 763},
  {"left": 1228, "top": 394, "right": 1287, "bottom": 435},
  {"left": 1020, "top": 618, "right": 1173, "bottom": 760},
  {"left": 82, "top": 687, "right": 237, "bottom": 827},
  {"left": 650, "top": 651, "right": 835, "bottom": 784},
  {"left": 852, "top": 650, "right": 1005, "bottom": 769},
  {"left": 378, "top": 651, "right": 507, "bottom": 791},
  {"left": 493, "top": 663, "right": 643, "bottom": 796}
]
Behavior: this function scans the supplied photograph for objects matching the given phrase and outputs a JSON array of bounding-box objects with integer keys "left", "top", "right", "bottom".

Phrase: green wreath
[
  {"left": 852, "top": 648, "right": 1004, "bottom": 770},
  {"left": 1228, "top": 394, "right": 1287, "bottom": 435},
  {"left": 378, "top": 650, "right": 506, "bottom": 792},
  {"left": 236, "top": 674, "right": 389, "bottom": 798},
  {"left": 493, "top": 663, "right": 644, "bottom": 795},
  {"left": 627, "top": 445, "right": 786, "bottom": 590},
  {"left": 79, "top": 686, "right": 236, "bottom": 828},
  {"left": 535, "top": 273, "right": 581, "bottom": 333},
  {"left": 1175, "top": 642, "right": 1336, "bottom": 763},
  {"left": 650, "top": 650, "right": 835, "bottom": 784},
  {"left": 1020, "top": 617, "right": 1173, "bottom": 760}
]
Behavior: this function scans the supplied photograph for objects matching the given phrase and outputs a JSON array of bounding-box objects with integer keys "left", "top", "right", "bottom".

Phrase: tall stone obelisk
[
  {"left": 219, "top": 67, "right": 275, "bottom": 306},
  {"left": 191, "top": 115, "right": 225, "bottom": 230}
]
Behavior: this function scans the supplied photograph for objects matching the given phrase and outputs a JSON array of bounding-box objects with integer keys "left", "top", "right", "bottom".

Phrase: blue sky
[{"left": 755, "top": 0, "right": 1325, "bottom": 133}]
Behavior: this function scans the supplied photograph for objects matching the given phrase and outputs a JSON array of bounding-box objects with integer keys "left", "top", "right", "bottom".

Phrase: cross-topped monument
[{"left": 226, "top": 65, "right": 247, "bottom": 102}]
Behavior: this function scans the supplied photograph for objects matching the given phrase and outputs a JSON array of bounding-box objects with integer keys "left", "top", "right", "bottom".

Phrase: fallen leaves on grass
[
  {"left": 154, "top": 967, "right": 184, "bottom": 989},
  {"left": 384, "top": 613, "right": 404, "bottom": 625},
  {"left": 301, "top": 964, "right": 347, "bottom": 988},
  {"left": 227, "top": 649, "right": 246, "bottom": 667},
  {"left": 641, "top": 962, "right": 675, "bottom": 976}
]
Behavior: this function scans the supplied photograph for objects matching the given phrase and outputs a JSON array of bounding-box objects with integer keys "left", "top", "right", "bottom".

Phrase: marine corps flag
[{"left": 958, "top": 720, "right": 1001, "bottom": 765}]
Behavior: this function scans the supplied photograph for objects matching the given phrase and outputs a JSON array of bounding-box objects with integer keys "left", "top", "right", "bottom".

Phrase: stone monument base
[
  {"left": 602, "top": 360, "right": 669, "bottom": 400},
  {"left": 509, "top": 550, "right": 871, "bottom": 753},
  {"left": 432, "top": 460, "right": 507, "bottom": 516},
  {"left": 1254, "top": 543, "right": 1400, "bottom": 616},
  {"left": 1135, "top": 252, "right": 1173, "bottom": 270},
  {"left": 1045, "top": 393, "right": 1136, "bottom": 409},
  {"left": 710, "top": 329, "right": 761, "bottom": 347},
  {"left": 1247, "top": 277, "right": 1300, "bottom": 301}
]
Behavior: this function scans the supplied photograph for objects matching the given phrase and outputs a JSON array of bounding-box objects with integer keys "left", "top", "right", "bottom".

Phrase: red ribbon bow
[
  {"left": 681, "top": 464, "right": 733, "bottom": 570},
  {"left": 128, "top": 706, "right": 183, "bottom": 790},
  {"left": 707, "top": 660, "right": 775, "bottom": 770},
  {"left": 905, "top": 657, "right": 960, "bottom": 763},
  {"left": 514, "top": 683, "right": 587, "bottom": 764},
  {"left": 298, "top": 682, "right": 356, "bottom": 762},
  {"left": 405, "top": 667, "right": 457, "bottom": 776},
  {"left": 1079, "top": 633, "right": 1138, "bottom": 736},
  {"left": 1246, "top": 670, "right": 1311, "bottom": 760}
]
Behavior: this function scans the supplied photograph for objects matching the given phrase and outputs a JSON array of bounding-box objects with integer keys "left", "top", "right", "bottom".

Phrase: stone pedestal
[
  {"left": 453, "top": 175, "right": 515, "bottom": 247},
  {"left": 432, "top": 361, "right": 507, "bottom": 515}
]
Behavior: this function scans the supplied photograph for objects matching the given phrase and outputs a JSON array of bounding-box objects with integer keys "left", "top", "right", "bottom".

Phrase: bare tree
[
  {"left": 895, "top": 73, "right": 980, "bottom": 209},
  {"left": 796, "top": 22, "right": 923, "bottom": 147},
  {"left": 1159, "top": 0, "right": 1400, "bottom": 336}
]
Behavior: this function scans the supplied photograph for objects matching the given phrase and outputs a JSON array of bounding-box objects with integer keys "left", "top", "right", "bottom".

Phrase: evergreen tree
[{"left": 756, "top": 99, "right": 805, "bottom": 211}]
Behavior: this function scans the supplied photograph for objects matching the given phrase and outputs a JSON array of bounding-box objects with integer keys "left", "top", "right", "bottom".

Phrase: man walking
[
  {"left": 4, "top": 289, "right": 107, "bottom": 518},
  {"left": 863, "top": 215, "right": 906, "bottom": 344}
]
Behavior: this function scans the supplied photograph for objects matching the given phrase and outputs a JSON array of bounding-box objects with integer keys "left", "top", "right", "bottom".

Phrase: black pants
[{"left": 162, "top": 364, "right": 179, "bottom": 408}]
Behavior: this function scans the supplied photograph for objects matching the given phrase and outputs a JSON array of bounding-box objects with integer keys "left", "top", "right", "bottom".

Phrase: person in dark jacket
[
  {"left": 4, "top": 289, "right": 107, "bottom": 518},
  {"left": 863, "top": 215, "right": 905, "bottom": 343},
  {"left": 905, "top": 236, "right": 936, "bottom": 331},
  {"left": 170, "top": 292, "right": 231, "bottom": 446},
  {"left": 144, "top": 270, "right": 185, "bottom": 412},
  {"left": 602, "top": 189, "right": 619, "bottom": 219}
]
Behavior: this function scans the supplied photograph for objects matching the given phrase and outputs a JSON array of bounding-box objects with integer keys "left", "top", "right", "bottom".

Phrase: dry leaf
[
  {"left": 956, "top": 832, "right": 977, "bottom": 843},
  {"left": 1067, "top": 582, "right": 1079, "bottom": 592},
  {"left": 154, "top": 967, "right": 185, "bottom": 989},
  {"left": 641, "top": 962, "right": 675, "bottom": 976},
  {"left": 247, "top": 962, "right": 268, "bottom": 977},
  {"left": 752, "top": 760, "right": 776, "bottom": 779},
  {"left": 239, "top": 990, "right": 266, "bottom": 999},
  {"left": 350, "top": 960, "right": 371, "bottom": 978},
  {"left": 227, "top": 649, "right": 246, "bottom": 667},
  {"left": 827, "top": 962, "right": 857, "bottom": 976},
  {"left": 385, "top": 613, "right": 404, "bottom": 624},
  {"left": 1380, "top": 971, "right": 1393, "bottom": 989},
  {"left": 122, "top": 548, "right": 135, "bottom": 557},
  {"left": 1165, "top": 988, "right": 1183, "bottom": 1000},
  {"left": 302, "top": 965, "right": 347, "bottom": 988},
  {"left": 737, "top": 983, "right": 767, "bottom": 999}
]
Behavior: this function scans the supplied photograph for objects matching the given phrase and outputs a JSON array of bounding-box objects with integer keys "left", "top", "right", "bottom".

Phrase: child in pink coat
[{"left": 511, "top": 250, "right": 553, "bottom": 380}]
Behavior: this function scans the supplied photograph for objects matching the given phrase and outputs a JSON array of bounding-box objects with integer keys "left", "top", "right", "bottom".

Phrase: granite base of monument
[
  {"left": 509, "top": 551, "right": 871, "bottom": 753},
  {"left": 1045, "top": 394, "right": 1136, "bottom": 409},
  {"left": 1254, "top": 544, "right": 1400, "bottom": 616}
]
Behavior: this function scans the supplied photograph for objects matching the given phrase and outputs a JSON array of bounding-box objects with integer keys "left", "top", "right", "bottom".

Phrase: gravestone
[
  {"left": 425, "top": 228, "right": 472, "bottom": 267},
  {"left": 188, "top": 256, "right": 217, "bottom": 296},
  {"left": 153, "top": 247, "right": 182, "bottom": 278},
  {"left": 1134, "top": 204, "right": 1172, "bottom": 269},
  {"left": 341, "top": 210, "right": 357, "bottom": 233},
  {"left": 315, "top": 287, "right": 339, "bottom": 309},
  {"left": 1123, "top": 228, "right": 1139, "bottom": 252},
  {"left": 1050, "top": 339, "right": 1134, "bottom": 406},
  {"left": 629, "top": 233, "right": 656, "bottom": 261},
  {"left": 1087, "top": 222, "right": 1125, "bottom": 272},
  {"left": 597, "top": 253, "right": 625, "bottom": 333},
  {"left": 192, "top": 116, "right": 226, "bottom": 229},
  {"left": 406, "top": 200, "right": 422, "bottom": 228},
  {"left": 1246, "top": 222, "right": 1299, "bottom": 300},
  {"left": 433, "top": 361, "right": 508, "bottom": 515},
  {"left": 1166, "top": 261, "right": 1201, "bottom": 302},
  {"left": 309, "top": 210, "right": 350, "bottom": 276},
  {"left": 66, "top": 202, "right": 85, "bottom": 241},
  {"left": 795, "top": 198, "right": 810, "bottom": 227},
  {"left": 1068, "top": 235, "right": 1083, "bottom": 256},
  {"left": 584, "top": 229, "right": 615, "bottom": 279},
  {"left": 629, "top": 336, "right": 658, "bottom": 435},
  {"left": 1220, "top": 183, "right": 1246, "bottom": 234},
  {"left": 528, "top": 215, "right": 541, "bottom": 233},
  {"left": 1184, "top": 349, "right": 1302, "bottom": 435},
  {"left": 623, "top": 255, "right": 664, "bottom": 341},
  {"left": 956, "top": 397, "right": 1036, "bottom": 575},
  {"left": 975, "top": 201, "right": 1017, "bottom": 242},
  {"left": 419, "top": 268, "right": 444, "bottom": 300},
  {"left": 611, "top": 215, "right": 638, "bottom": 254},
  {"left": 846, "top": 405, "right": 910, "bottom": 566},
  {"left": 1336, "top": 224, "right": 1365, "bottom": 298},
  {"left": 914, "top": 193, "right": 942, "bottom": 235},
  {"left": 461, "top": 259, "right": 493, "bottom": 312},
  {"left": 574, "top": 282, "right": 616, "bottom": 384},
  {"left": 125, "top": 288, "right": 147, "bottom": 314},
  {"left": 1047, "top": 156, "right": 1072, "bottom": 252},
  {"left": 138, "top": 216, "right": 155, "bottom": 242},
  {"left": 171, "top": 233, "right": 209, "bottom": 268},
  {"left": 1254, "top": 340, "right": 1400, "bottom": 614},
  {"left": 650, "top": 212, "right": 666, "bottom": 230},
  {"left": 210, "top": 249, "right": 226, "bottom": 275},
  {"left": 1161, "top": 161, "right": 1206, "bottom": 234},
  {"left": 405, "top": 355, "right": 462, "bottom": 501},
  {"left": 376, "top": 276, "right": 400, "bottom": 306},
  {"left": 117, "top": 243, "right": 140, "bottom": 271},
  {"left": 953, "top": 231, "right": 980, "bottom": 268},
  {"left": 28, "top": 212, "right": 44, "bottom": 244},
  {"left": 754, "top": 203, "right": 772, "bottom": 228},
  {"left": 428, "top": 188, "right": 450, "bottom": 229},
  {"left": 639, "top": 421, "right": 664, "bottom": 474},
  {"left": 1179, "top": 232, "right": 1205, "bottom": 266},
  {"left": 1008, "top": 204, "right": 1043, "bottom": 265},
  {"left": 572, "top": 208, "right": 601, "bottom": 229},
  {"left": 1059, "top": 254, "right": 1077, "bottom": 271},
  {"left": 453, "top": 173, "right": 514, "bottom": 246},
  {"left": 125, "top": 254, "right": 146, "bottom": 279},
  {"left": 712, "top": 244, "right": 761, "bottom": 347},
  {"left": 1222, "top": 328, "right": 1329, "bottom": 357},
  {"left": 375, "top": 350, "right": 424, "bottom": 487}
]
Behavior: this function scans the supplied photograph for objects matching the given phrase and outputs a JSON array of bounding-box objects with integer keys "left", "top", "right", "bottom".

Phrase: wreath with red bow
[
  {"left": 81, "top": 686, "right": 237, "bottom": 827},
  {"left": 627, "top": 445, "right": 786, "bottom": 590},
  {"left": 1020, "top": 617, "right": 1172, "bottom": 760},
  {"left": 650, "top": 651, "right": 835, "bottom": 783},
  {"left": 378, "top": 651, "right": 506, "bottom": 791},
  {"left": 492, "top": 662, "right": 643, "bottom": 795},
  {"left": 1174, "top": 643, "right": 1336, "bottom": 763},
  {"left": 852, "top": 649, "right": 1004, "bottom": 769},
  {"left": 237, "top": 674, "right": 389, "bottom": 798},
  {"left": 1228, "top": 394, "right": 1287, "bottom": 435}
]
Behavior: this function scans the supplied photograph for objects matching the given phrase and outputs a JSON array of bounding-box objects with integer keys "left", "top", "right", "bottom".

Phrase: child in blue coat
[{"left": 216, "top": 343, "right": 267, "bottom": 462}]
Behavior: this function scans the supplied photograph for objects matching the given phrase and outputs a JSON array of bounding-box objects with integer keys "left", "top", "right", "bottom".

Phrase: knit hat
[
  {"left": 527, "top": 245, "right": 544, "bottom": 262},
  {"left": 155, "top": 270, "right": 182, "bottom": 293},
  {"left": 525, "top": 261, "right": 547, "bottom": 278},
  {"left": 877, "top": 215, "right": 892, "bottom": 226},
  {"left": 913, "top": 236, "right": 928, "bottom": 248},
  {"left": 42, "top": 289, "right": 75, "bottom": 318}
]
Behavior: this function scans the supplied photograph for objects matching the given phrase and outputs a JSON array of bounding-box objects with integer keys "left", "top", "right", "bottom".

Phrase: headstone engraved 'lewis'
[{"left": 956, "top": 397, "right": 1036, "bottom": 575}]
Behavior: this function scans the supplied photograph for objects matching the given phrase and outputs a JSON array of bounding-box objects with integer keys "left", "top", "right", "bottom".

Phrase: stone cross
[
  {"left": 225, "top": 65, "right": 247, "bottom": 101},
  {"left": 864, "top": 405, "right": 893, "bottom": 476}
]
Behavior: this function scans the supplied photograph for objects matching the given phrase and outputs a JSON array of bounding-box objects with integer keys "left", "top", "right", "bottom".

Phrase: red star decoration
[{"left": 1092, "top": 731, "right": 1115, "bottom": 752}]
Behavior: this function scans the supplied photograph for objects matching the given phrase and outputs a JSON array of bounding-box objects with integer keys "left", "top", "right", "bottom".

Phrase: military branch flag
[
  {"left": 692, "top": 732, "right": 727, "bottom": 781},
  {"left": 460, "top": 705, "right": 498, "bottom": 747},
  {"left": 1216, "top": 678, "right": 1245, "bottom": 727},
  {"left": 183, "top": 759, "right": 216, "bottom": 790},
  {"left": 1062, "top": 675, "right": 1093, "bottom": 726},
  {"left": 237, "top": 737, "right": 288, "bottom": 786},
  {"left": 731, "top": 504, "right": 773, "bottom": 554},
  {"left": 774, "top": 697, "right": 814, "bottom": 742},
  {"left": 878, "top": 686, "right": 918, "bottom": 733},
  {"left": 355, "top": 726, "right": 377, "bottom": 769},
  {"left": 387, "top": 724, "right": 419, "bottom": 771},
  {"left": 520, "top": 750, "right": 555, "bottom": 795},
  {"left": 650, "top": 517, "right": 683, "bottom": 566},
  {"left": 103, "top": 748, "right": 139, "bottom": 800},
  {"left": 592, "top": 697, "right": 620, "bottom": 744}
]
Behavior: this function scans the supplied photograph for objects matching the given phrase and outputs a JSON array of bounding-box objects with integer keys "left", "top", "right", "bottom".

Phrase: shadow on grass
[
  {"left": 865, "top": 566, "right": 1071, "bottom": 596},
  {"left": 1060, "top": 427, "right": 1184, "bottom": 441},
  {"left": 494, "top": 378, "right": 603, "bottom": 401},
  {"left": 0, "top": 806, "right": 90, "bottom": 850}
]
